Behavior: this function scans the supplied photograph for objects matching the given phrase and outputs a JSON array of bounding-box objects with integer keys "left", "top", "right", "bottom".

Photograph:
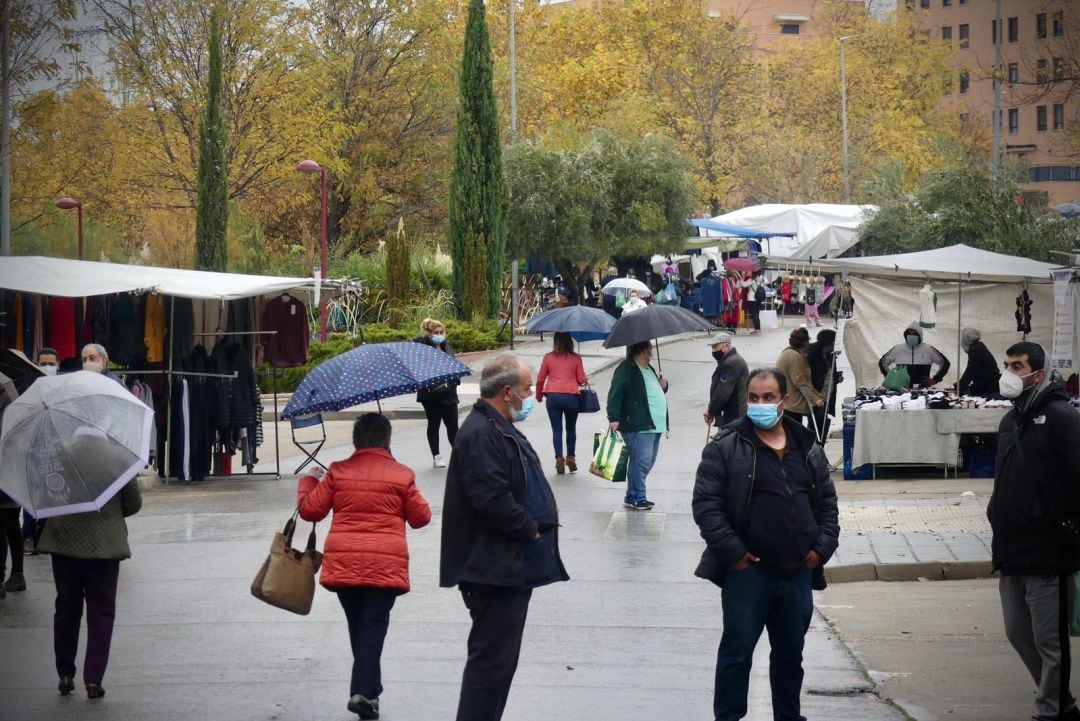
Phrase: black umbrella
[
  {"left": 602, "top": 304, "right": 715, "bottom": 370},
  {"left": 0, "top": 349, "right": 42, "bottom": 395}
]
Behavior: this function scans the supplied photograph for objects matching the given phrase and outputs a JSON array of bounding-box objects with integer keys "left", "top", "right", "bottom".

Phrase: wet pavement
[{"left": 0, "top": 324, "right": 915, "bottom": 721}]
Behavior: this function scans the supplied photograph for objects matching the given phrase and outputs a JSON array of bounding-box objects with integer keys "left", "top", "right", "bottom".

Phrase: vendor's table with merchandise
[{"left": 851, "top": 408, "right": 1009, "bottom": 477}]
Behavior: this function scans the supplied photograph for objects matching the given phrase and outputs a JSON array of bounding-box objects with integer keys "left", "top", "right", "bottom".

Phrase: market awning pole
[{"left": 956, "top": 276, "right": 962, "bottom": 386}]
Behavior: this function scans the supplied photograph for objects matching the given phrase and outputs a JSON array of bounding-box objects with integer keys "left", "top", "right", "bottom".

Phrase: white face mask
[
  {"left": 998, "top": 370, "right": 1036, "bottom": 399},
  {"left": 83, "top": 360, "right": 104, "bottom": 373},
  {"left": 38, "top": 364, "right": 57, "bottom": 376}
]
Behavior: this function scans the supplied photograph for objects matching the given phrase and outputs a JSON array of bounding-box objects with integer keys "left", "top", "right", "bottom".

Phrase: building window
[
  {"left": 1053, "top": 57, "right": 1064, "bottom": 81},
  {"left": 1008, "top": 62, "right": 1019, "bottom": 84},
  {"left": 780, "top": 23, "right": 800, "bottom": 35},
  {"left": 992, "top": 19, "right": 1000, "bottom": 44},
  {"left": 941, "top": 26, "right": 952, "bottom": 41},
  {"left": 1037, "top": 105, "right": 1047, "bottom": 131},
  {"left": 959, "top": 24, "right": 969, "bottom": 48},
  {"left": 959, "top": 70, "right": 969, "bottom": 94},
  {"left": 1008, "top": 17, "right": 1018, "bottom": 43},
  {"left": 1037, "top": 59, "right": 1049, "bottom": 83},
  {"left": 1054, "top": 104, "right": 1065, "bottom": 130},
  {"left": 1053, "top": 12, "right": 1064, "bottom": 37},
  {"left": 1037, "top": 13, "right": 1047, "bottom": 39},
  {"left": 959, "top": 0, "right": 968, "bottom": 4},
  {"left": 943, "top": 0, "right": 951, "bottom": 6},
  {"left": 921, "top": 0, "right": 930, "bottom": 8},
  {"left": 1030, "top": 166, "right": 1080, "bottom": 182},
  {"left": 1008, "top": 108, "right": 1019, "bottom": 134}
]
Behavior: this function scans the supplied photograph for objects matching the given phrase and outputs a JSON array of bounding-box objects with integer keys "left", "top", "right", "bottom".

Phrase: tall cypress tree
[
  {"left": 447, "top": 0, "right": 507, "bottom": 319},
  {"left": 195, "top": 8, "right": 228, "bottom": 271}
]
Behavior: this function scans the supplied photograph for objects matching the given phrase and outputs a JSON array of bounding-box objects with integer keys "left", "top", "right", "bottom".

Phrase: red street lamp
[
  {"left": 296, "top": 160, "right": 328, "bottom": 342},
  {"left": 55, "top": 197, "right": 83, "bottom": 260}
]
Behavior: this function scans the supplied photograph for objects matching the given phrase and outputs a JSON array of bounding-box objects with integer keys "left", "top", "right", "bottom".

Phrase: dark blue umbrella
[
  {"left": 280, "top": 341, "right": 471, "bottom": 419},
  {"left": 523, "top": 305, "right": 616, "bottom": 342}
]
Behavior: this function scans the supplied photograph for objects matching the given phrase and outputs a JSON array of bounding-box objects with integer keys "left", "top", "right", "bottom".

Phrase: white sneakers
[{"left": 433, "top": 454, "right": 446, "bottom": 468}]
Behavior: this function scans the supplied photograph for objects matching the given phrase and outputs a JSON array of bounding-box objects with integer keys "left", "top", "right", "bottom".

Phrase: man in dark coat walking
[
  {"left": 693, "top": 367, "right": 839, "bottom": 721},
  {"left": 990, "top": 342, "right": 1080, "bottom": 721},
  {"left": 441, "top": 353, "right": 569, "bottom": 721},
  {"left": 704, "top": 332, "right": 748, "bottom": 429},
  {"left": 957, "top": 327, "right": 1000, "bottom": 397}
]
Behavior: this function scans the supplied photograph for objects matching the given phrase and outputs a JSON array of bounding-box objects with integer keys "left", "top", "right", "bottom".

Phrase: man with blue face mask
[
  {"left": 441, "top": 353, "right": 568, "bottom": 721},
  {"left": 692, "top": 367, "right": 839, "bottom": 721},
  {"left": 878, "top": 322, "right": 951, "bottom": 388},
  {"left": 990, "top": 342, "right": 1080, "bottom": 721}
]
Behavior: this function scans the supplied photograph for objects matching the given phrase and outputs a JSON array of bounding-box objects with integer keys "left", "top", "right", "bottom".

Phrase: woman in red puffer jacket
[{"left": 297, "top": 413, "right": 431, "bottom": 720}]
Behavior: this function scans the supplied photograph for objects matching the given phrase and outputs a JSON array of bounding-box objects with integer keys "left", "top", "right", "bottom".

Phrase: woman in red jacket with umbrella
[{"left": 297, "top": 413, "right": 431, "bottom": 720}]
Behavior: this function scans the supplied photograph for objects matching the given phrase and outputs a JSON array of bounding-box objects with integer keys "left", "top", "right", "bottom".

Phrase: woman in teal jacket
[{"left": 606, "top": 340, "right": 669, "bottom": 510}]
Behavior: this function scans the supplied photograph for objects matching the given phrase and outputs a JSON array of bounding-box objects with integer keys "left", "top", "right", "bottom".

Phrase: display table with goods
[{"left": 842, "top": 388, "right": 1012, "bottom": 480}]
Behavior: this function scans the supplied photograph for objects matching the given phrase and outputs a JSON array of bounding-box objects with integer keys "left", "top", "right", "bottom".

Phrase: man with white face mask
[
  {"left": 692, "top": 368, "right": 839, "bottom": 721},
  {"left": 36, "top": 347, "right": 59, "bottom": 376},
  {"left": 80, "top": 343, "right": 123, "bottom": 385},
  {"left": 990, "top": 342, "right": 1080, "bottom": 721}
]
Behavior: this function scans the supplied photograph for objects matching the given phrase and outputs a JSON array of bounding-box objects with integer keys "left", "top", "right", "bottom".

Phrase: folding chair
[{"left": 290, "top": 413, "right": 328, "bottom": 475}]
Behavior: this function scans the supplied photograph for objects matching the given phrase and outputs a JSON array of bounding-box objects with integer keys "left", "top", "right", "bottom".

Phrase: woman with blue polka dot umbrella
[{"left": 280, "top": 342, "right": 472, "bottom": 421}]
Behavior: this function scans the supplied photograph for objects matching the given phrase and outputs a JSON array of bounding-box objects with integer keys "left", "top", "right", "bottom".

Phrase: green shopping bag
[
  {"left": 590, "top": 430, "right": 628, "bottom": 483},
  {"left": 882, "top": 365, "right": 910, "bottom": 391}
]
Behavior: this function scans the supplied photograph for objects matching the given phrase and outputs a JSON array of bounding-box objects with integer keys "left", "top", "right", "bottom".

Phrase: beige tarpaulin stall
[{"left": 816, "top": 244, "right": 1060, "bottom": 390}]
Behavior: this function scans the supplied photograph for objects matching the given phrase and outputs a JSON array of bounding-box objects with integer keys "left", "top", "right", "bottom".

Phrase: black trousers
[
  {"left": 0, "top": 507, "right": 24, "bottom": 576},
  {"left": 745, "top": 301, "right": 761, "bottom": 331},
  {"left": 421, "top": 400, "right": 459, "bottom": 456},
  {"left": 51, "top": 554, "right": 121, "bottom": 685},
  {"left": 455, "top": 586, "right": 532, "bottom": 721},
  {"left": 336, "top": 586, "right": 398, "bottom": 699}
]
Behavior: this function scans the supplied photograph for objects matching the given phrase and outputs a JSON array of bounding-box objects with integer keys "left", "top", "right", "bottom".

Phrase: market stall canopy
[
  {"left": 819, "top": 244, "right": 1060, "bottom": 283},
  {"left": 0, "top": 256, "right": 329, "bottom": 299},
  {"left": 687, "top": 218, "right": 796, "bottom": 240},
  {"left": 706, "top": 203, "right": 877, "bottom": 258}
]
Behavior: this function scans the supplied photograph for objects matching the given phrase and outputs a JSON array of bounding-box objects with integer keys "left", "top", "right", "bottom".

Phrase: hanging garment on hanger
[
  {"left": 108, "top": 293, "right": 143, "bottom": 366},
  {"left": 144, "top": 295, "right": 167, "bottom": 363},
  {"left": 262, "top": 294, "right": 311, "bottom": 368},
  {"left": 47, "top": 296, "right": 78, "bottom": 361},
  {"left": 919, "top": 283, "right": 938, "bottom": 329}
]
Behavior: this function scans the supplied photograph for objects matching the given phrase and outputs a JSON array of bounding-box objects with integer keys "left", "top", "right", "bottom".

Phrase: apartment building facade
[{"left": 908, "top": 0, "right": 1078, "bottom": 203}]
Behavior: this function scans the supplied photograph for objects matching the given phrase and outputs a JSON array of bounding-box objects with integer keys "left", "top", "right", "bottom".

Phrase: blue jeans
[
  {"left": 714, "top": 566, "right": 813, "bottom": 721},
  {"left": 622, "top": 431, "right": 660, "bottom": 504},
  {"left": 544, "top": 393, "right": 579, "bottom": 457}
]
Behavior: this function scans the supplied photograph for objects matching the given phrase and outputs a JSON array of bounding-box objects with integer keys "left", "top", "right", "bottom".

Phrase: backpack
[
  {"left": 805, "top": 287, "right": 817, "bottom": 305},
  {"left": 754, "top": 284, "right": 766, "bottom": 303}
]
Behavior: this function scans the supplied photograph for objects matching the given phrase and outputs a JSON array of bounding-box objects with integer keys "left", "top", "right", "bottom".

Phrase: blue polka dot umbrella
[{"left": 280, "top": 341, "right": 472, "bottom": 419}]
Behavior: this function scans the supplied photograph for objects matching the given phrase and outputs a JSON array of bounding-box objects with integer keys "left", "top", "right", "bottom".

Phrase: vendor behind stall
[
  {"left": 958, "top": 327, "right": 1000, "bottom": 397},
  {"left": 878, "top": 322, "right": 951, "bottom": 388}
]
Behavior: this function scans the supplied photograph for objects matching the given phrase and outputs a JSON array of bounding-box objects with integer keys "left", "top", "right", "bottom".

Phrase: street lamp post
[
  {"left": 55, "top": 197, "right": 83, "bottom": 259},
  {"left": 297, "top": 160, "right": 328, "bottom": 342},
  {"left": 839, "top": 36, "right": 854, "bottom": 204}
]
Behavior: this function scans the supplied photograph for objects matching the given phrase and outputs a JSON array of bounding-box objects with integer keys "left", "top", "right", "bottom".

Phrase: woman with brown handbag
[{"left": 297, "top": 413, "right": 431, "bottom": 720}]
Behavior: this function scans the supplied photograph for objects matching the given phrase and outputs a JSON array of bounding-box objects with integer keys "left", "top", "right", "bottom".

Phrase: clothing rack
[
  {"left": 161, "top": 299, "right": 282, "bottom": 483},
  {"left": 117, "top": 369, "right": 238, "bottom": 380}
]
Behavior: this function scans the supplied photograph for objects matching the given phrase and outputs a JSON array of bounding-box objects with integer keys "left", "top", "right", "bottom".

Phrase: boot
[
  {"left": 4, "top": 572, "right": 25, "bottom": 592},
  {"left": 566, "top": 456, "right": 577, "bottom": 473},
  {"left": 555, "top": 457, "right": 565, "bottom": 475}
]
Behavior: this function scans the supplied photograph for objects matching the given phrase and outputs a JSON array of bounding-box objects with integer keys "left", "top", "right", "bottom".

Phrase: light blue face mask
[
  {"left": 510, "top": 391, "right": 535, "bottom": 423},
  {"left": 432, "top": 334, "right": 445, "bottom": 345},
  {"left": 747, "top": 402, "right": 781, "bottom": 429},
  {"left": 905, "top": 334, "right": 920, "bottom": 348}
]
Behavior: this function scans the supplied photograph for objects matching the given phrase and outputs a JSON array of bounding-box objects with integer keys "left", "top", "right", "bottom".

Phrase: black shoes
[
  {"left": 86, "top": 683, "right": 105, "bottom": 699},
  {"left": 347, "top": 694, "right": 379, "bottom": 719},
  {"left": 58, "top": 677, "right": 75, "bottom": 696}
]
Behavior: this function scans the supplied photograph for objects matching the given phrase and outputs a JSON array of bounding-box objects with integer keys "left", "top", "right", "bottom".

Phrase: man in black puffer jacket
[
  {"left": 990, "top": 342, "right": 1080, "bottom": 721},
  {"left": 693, "top": 367, "right": 839, "bottom": 721}
]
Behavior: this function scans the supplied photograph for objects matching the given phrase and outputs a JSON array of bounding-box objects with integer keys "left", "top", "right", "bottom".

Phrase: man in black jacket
[
  {"left": 692, "top": 368, "right": 839, "bottom": 721},
  {"left": 441, "top": 353, "right": 569, "bottom": 721},
  {"left": 957, "top": 327, "right": 1000, "bottom": 397},
  {"left": 990, "top": 342, "right": 1080, "bottom": 721},
  {"left": 704, "top": 332, "right": 748, "bottom": 429}
]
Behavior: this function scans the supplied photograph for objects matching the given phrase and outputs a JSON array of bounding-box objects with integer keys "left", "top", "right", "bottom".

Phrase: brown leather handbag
[{"left": 251, "top": 510, "right": 323, "bottom": 615}]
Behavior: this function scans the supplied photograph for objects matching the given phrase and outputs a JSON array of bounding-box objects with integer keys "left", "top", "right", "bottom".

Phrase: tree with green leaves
[
  {"left": 859, "top": 162, "right": 1078, "bottom": 261},
  {"left": 447, "top": 0, "right": 507, "bottom": 320},
  {"left": 194, "top": 8, "right": 228, "bottom": 271},
  {"left": 505, "top": 130, "right": 697, "bottom": 301}
]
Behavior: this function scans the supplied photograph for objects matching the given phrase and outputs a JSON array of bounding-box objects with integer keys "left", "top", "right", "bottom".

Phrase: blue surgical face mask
[
  {"left": 905, "top": 334, "right": 920, "bottom": 348},
  {"left": 431, "top": 334, "right": 445, "bottom": 345},
  {"left": 747, "top": 401, "right": 781, "bottom": 429},
  {"left": 510, "top": 390, "right": 535, "bottom": 423}
]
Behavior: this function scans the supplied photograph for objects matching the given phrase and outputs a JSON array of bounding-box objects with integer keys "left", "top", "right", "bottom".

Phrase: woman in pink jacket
[
  {"left": 297, "top": 413, "right": 431, "bottom": 720},
  {"left": 535, "top": 332, "right": 588, "bottom": 474}
]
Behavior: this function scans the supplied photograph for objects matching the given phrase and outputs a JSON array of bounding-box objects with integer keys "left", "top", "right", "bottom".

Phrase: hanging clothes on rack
[
  {"left": 262, "top": 294, "right": 310, "bottom": 367},
  {"left": 108, "top": 293, "right": 144, "bottom": 366},
  {"left": 47, "top": 296, "right": 78, "bottom": 360},
  {"left": 144, "top": 295, "right": 166, "bottom": 363},
  {"left": 919, "top": 283, "right": 938, "bottom": 329}
]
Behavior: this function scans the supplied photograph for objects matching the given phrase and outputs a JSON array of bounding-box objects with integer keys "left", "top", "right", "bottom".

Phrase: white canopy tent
[
  {"left": 803, "top": 245, "right": 1063, "bottom": 389},
  {"left": 707, "top": 203, "right": 877, "bottom": 258},
  {"left": 0, "top": 256, "right": 328, "bottom": 300}
]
